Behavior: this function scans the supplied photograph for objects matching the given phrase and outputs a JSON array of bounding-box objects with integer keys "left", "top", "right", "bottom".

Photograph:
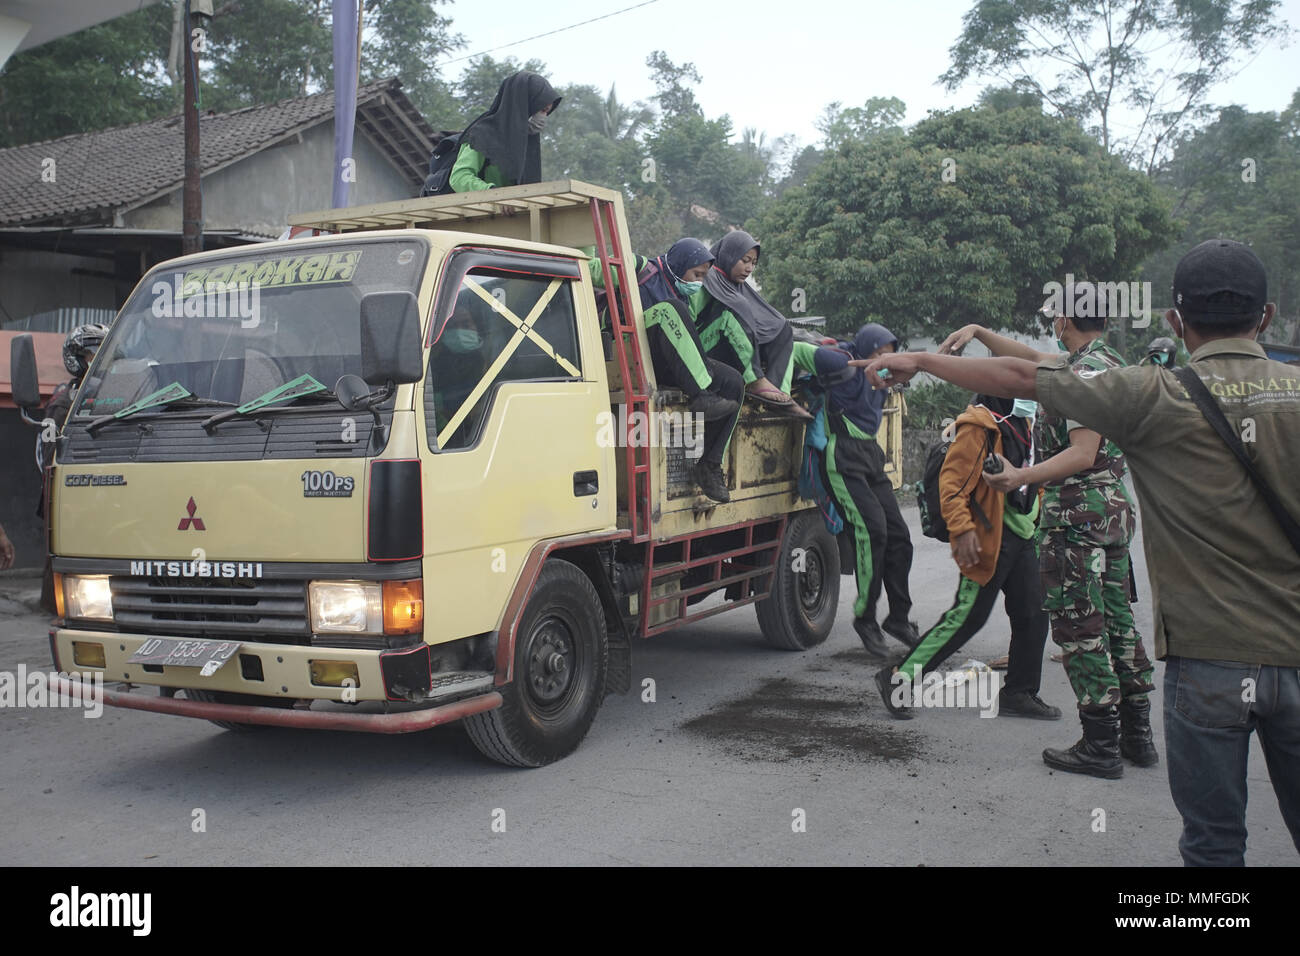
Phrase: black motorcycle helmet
[
  {"left": 62, "top": 323, "right": 110, "bottom": 378},
  {"left": 1144, "top": 336, "right": 1178, "bottom": 368}
]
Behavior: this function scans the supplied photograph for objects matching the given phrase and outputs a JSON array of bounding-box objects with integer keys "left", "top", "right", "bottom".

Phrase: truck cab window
[{"left": 427, "top": 269, "right": 581, "bottom": 451}]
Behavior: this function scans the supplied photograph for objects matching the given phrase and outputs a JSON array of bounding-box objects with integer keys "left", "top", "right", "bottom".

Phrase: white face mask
[{"left": 528, "top": 110, "right": 548, "bottom": 134}]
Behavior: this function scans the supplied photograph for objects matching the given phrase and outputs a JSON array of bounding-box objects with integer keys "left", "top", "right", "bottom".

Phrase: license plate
[{"left": 128, "top": 637, "right": 241, "bottom": 675}]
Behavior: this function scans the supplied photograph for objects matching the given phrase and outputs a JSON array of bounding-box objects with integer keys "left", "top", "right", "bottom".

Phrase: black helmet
[
  {"left": 1144, "top": 337, "right": 1177, "bottom": 368},
  {"left": 63, "top": 323, "right": 110, "bottom": 377}
]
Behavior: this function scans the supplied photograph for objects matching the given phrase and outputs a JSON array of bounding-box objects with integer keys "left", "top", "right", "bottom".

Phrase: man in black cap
[{"left": 857, "top": 239, "right": 1300, "bottom": 866}]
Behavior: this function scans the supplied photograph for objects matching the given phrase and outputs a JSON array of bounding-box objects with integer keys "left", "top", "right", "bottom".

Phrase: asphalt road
[{"left": 1, "top": 504, "right": 1293, "bottom": 867}]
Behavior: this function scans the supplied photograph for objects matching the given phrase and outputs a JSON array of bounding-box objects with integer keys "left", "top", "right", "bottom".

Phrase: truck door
[{"left": 418, "top": 250, "right": 615, "bottom": 643}]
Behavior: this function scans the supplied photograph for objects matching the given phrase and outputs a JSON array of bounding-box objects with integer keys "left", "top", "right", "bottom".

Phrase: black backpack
[
  {"left": 420, "top": 130, "right": 466, "bottom": 197},
  {"left": 915, "top": 428, "right": 993, "bottom": 542}
]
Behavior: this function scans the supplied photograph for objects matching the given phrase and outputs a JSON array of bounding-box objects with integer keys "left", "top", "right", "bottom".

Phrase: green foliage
[
  {"left": 1140, "top": 94, "right": 1300, "bottom": 344},
  {"left": 816, "top": 96, "right": 907, "bottom": 149},
  {"left": 204, "top": 0, "right": 332, "bottom": 111},
  {"left": 752, "top": 103, "right": 1177, "bottom": 343},
  {"left": 941, "top": 0, "right": 1291, "bottom": 169},
  {"left": 0, "top": 3, "right": 174, "bottom": 146},
  {"left": 903, "top": 380, "right": 973, "bottom": 429},
  {"left": 361, "top": 0, "right": 462, "bottom": 125}
]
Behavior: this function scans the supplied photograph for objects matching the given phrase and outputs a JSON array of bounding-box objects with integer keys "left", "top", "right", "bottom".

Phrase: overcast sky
[{"left": 440, "top": 0, "right": 1299, "bottom": 156}]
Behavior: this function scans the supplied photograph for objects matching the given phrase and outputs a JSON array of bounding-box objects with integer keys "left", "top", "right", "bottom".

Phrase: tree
[
  {"left": 752, "top": 103, "right": 1176, "bottom": 342},
  {"left": 816, "top": 96, "right": 907, "bottom": 149},
  {"left": 0, "top": 3, "right": 174, "bottom": 147},
  {"left": 941, "top": 0, "right": 1290, "bottom": 170},
  {"left": 203, "top": 0, "right": 333, "bottom": 110},
  {"left": 362, "top": 0, "right": 462, "bottom": 126},
  {"left": 1141, "top": 92, "right": 1300, "bottom": 347},
  {"left": 646, "top": 50, "right": 702, "bottom": 116}
]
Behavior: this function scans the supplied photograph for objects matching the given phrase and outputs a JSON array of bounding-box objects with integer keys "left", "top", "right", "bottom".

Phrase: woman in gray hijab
[{"left": 700, "top": 231, "right": 805, "bottom": 419}]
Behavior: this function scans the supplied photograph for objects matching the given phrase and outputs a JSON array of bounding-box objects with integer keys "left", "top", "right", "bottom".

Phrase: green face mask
[
  {"left": 445, "top": 329, "right": 481, "bottom": 354},
  {"left": 1012, "top": 398, "right": 1037, "bottom": 420},
  {"left": 675, "top": 278, "right": 702, "bottom": 297}
]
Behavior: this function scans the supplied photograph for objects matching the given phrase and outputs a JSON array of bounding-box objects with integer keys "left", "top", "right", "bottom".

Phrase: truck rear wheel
[
  {"left": 464, "top": 559, "right": 608, "bottom": 767},
  {"left": 185, "top": 689, "right": 296, "bottom": 732},
  {"left": 755, "top": 511, "right": 840, "bottom": 650}
]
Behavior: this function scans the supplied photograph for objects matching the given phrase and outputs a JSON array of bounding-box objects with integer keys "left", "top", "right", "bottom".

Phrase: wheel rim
[
  {"left": 522, "top": 614, "right": 580, "bottom": 716},
  {"left": 797, "top": 545, "right": 827, "bottom": 617}
]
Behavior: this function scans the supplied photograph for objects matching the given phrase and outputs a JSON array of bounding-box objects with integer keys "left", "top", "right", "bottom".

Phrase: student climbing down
[
  {"left": 793, "top": 324, "right": 919, "bottom": 658},
  {"left": 449, "top": 71, "right": 561, "bottom": 193}
]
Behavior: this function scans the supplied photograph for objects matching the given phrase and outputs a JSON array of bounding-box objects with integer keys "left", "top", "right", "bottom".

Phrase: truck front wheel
[
  {"left": 755, "top": 511, "right": 841, "bottom": 650},
  {"left": 465, "top": 559, "right": 608, "bottom": 767}
]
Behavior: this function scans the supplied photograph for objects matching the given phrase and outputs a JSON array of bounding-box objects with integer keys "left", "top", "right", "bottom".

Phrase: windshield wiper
[
  {"left": 85, "top": 384, "right": 237, "bottom": 435},
  {"left": 201, "top": 373, "right": 329, "bottom": 432},
  {"left": 86, "top": 382, "right": 195, "bottom": 434}
]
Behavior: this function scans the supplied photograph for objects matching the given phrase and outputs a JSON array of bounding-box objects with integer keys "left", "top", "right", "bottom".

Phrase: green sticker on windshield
[{"left": 235, "top": 373, "right": 326, "bottom": 414}]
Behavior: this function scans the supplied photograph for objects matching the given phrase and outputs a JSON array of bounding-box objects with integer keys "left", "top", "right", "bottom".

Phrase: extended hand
[
  {"left": 938, "top": 324, "right": 982, "bottom": 356},
  {"left": 981, "top": 457, "right": 1022, "bottom": 493},
  {"left": 951, "top": 529, "right": 981, "bottom": 569},
  {"left": 850, "top": 352, "right": 922, "bottom": 389}
]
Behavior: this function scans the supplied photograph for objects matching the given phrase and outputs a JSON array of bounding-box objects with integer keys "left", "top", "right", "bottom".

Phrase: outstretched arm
[
  {"left": 938, "top": 324, "right": 1057, "bottom": 363},
  {"left": 854, "top": 352, "right": 1040, "bottom": 399}
]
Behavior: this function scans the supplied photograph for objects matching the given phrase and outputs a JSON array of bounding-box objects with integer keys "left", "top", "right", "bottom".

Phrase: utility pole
[{"left": 182, "top": 1, "right": 214, "bottom": 256}]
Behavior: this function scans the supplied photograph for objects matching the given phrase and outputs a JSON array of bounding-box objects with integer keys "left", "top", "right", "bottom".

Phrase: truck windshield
[{"left": 73, "top": 237, "right": 428, "bottom": 421}]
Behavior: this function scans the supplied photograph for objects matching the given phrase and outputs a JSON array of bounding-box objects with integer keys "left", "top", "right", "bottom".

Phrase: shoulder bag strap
[{"left": 1174, "top": 365, "right": 1300, "bottom": 558}]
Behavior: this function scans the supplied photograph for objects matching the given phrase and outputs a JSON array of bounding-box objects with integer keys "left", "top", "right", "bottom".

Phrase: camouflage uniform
[{"left": 1037, "top": 338, "right": 1155, "bottom": 712}]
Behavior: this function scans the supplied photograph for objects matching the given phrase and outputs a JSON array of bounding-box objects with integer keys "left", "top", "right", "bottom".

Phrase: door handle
[{"left": 573, "top": 470, "right": 598, "bottom": 496}]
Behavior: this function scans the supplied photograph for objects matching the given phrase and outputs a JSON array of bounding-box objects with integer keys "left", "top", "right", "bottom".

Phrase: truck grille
[{"left": 110, "top": 576, "right": 310, "bottom": 642}]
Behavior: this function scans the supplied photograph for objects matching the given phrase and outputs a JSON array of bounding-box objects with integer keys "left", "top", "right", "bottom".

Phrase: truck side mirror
[
  {"left": 359, "top": 291, "right": 423, "bottom": 386},
  {"left": 10, "top": 334, "right": 41, "bottom": 410}
]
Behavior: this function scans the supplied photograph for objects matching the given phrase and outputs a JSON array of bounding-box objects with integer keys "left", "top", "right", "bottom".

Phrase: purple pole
[{"left": 332, "top": 0, "right": 359, "bottom": 209}]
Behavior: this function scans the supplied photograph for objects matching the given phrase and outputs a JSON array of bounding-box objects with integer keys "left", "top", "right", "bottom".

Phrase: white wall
[{"left": 125, "top": 121, "right": 416, "bottom": 237}]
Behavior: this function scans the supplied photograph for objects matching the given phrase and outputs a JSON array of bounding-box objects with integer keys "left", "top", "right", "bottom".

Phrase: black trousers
[
  {"left": 821, "top": 434, "right": 913, "bottom": 624},
  {"left": 757, "top": 321, "right": 795, "bottom": 393},
  {"left": 646, "top": 301, "right": 743, "bottom": 467},
  {"left": 897, "top": 530, "right": 1048, "bottom": 695}
]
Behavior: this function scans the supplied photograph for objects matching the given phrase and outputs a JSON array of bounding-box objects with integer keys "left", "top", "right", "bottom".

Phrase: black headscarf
[
  {"left": 703, "top": 230, "right": 788, "bottom": 342},
  {"left": 640, "top": 238, "right": 713, "bottom": 309},
  {"left": 974, "top": 393, "right": 1036, "bottom": 511},
  {"left": 462, "top": 71, "right": 562, "bottom": 186}
]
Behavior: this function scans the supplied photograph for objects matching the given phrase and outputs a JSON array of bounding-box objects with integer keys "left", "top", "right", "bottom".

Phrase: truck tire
[
  {"left": 755, "top": 511, "right": 840, "bottom": 651},
  {"left": 185, "top": 689, "right": 296, "bottom": 732},
  {"left": 464, "top": 559, "right": 608, "bottom": 767}
]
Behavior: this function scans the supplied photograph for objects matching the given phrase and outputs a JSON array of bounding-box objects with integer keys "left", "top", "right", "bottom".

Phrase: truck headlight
[
  {"left": 64, "top": 575, "right": 113, "bottom": 621},
  {"left": 309, "top": 581, "right": 383, "bottom": 634}
]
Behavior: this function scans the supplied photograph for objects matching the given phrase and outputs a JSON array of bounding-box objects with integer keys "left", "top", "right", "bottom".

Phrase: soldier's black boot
[
  {"left": 1118, "top": 698, "right": 1159, "bottom": 767},
  {"left": 1042, "top": 707, "right": 1124, "bottom": 779}
]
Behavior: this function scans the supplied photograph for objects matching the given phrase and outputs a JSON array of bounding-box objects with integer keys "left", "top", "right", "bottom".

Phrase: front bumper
[
  {"left": 50, "top": 627, "right": 495, "bottom": 707},
  {"left": 49, "top": 676, "right": 501, "bottom": 733}
]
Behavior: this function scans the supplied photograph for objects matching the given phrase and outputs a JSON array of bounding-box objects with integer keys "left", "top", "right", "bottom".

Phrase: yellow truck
[{"left": 10, "top": 180, "right": 902, "bottom": 766}]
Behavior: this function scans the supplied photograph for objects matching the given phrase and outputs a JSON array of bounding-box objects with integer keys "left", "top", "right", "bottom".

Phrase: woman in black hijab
[
  {"left": 449, "top": 71, "right": 562, "bottom": 193},
  {"left": 699, "top": 230, "right": 802, "bottom": 417}
]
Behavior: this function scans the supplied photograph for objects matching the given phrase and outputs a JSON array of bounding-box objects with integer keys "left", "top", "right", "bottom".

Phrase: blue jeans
[{"left": 1164, "top": 656, "right": 1300, "bottom": 866}]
